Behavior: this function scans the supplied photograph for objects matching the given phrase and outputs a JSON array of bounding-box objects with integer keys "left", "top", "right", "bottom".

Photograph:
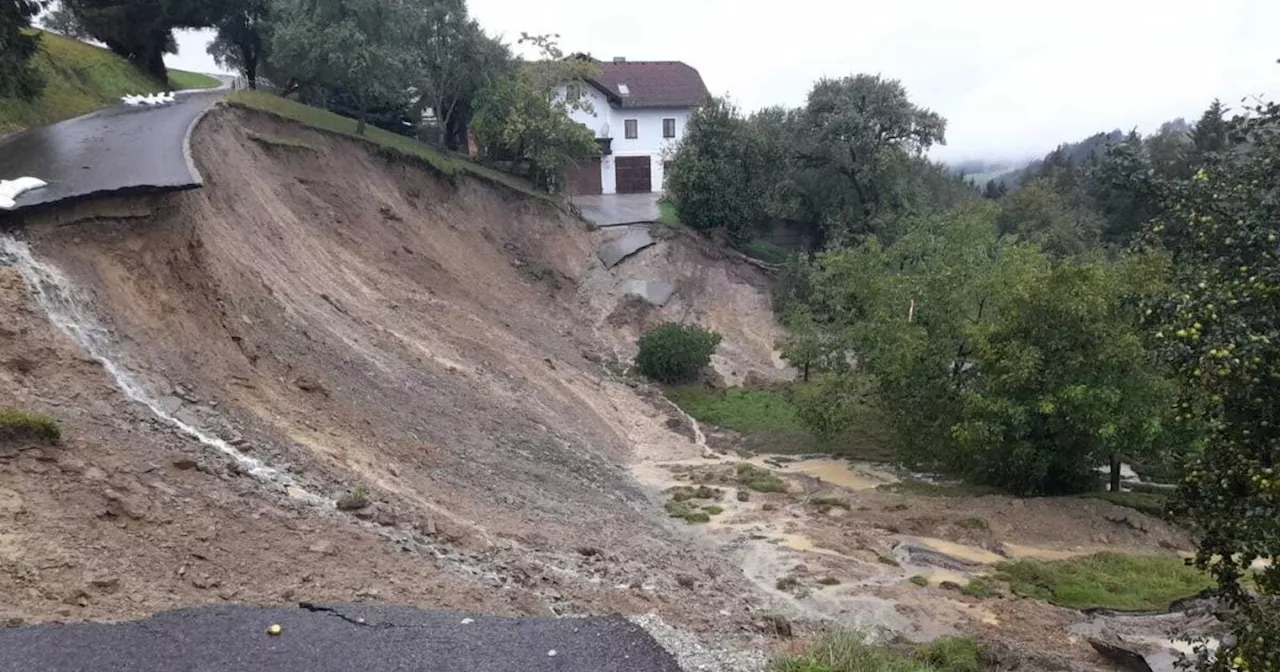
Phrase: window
[
  {"left": 663, "top": 118, "right": 676, "bottom": 138},
  {"left": 625, "top": 119, "right": 638, "bottom": 139}
]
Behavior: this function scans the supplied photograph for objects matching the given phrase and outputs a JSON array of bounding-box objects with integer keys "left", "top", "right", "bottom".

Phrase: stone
[
  {"left": 596, "top": 226, "right": 655, "bottom": 268},
  {"left": 374, "top": 508, "right": 398, "bottom": 527},
  {"left": 172, "top": 458, "right": 199, "bottom": 471},
  {"left": 157, "top": 396, "right": 183, "bottom": 416}
]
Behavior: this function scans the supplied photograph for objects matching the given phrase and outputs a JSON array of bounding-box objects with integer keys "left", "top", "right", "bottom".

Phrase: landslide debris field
[{"left": 0, "top": 106, "right": 1201, "bottom": 670}]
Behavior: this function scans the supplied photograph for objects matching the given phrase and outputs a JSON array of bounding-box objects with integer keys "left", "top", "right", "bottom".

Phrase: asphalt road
[
  {"left": 0, "top": 604, "right": 684, "bottom": 672},
  {"left": 0, "top": 87, "right": 227, "bottom": 212}
]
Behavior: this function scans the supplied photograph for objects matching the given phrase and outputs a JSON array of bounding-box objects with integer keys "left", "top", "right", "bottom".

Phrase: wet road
[
  {"left": 0, "top": 87, "right": 227, "bottom": 212},
  {"left": 0, "top": 604, "right": 683, "bottom": 672}
]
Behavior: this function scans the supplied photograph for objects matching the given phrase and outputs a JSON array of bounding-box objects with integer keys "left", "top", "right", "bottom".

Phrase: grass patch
[
  {"left": 771, "top": 632, "right": 988, "bottom": 672},
  {"left": 996, "top": 553, "right": 1212, "bottom": 611},
  {"left": 877, "top": 555, "right": 901, "bottom": 567},
  {"left": 0, "top": 409, "right": 60, "bottom": 444},
  {"left": 226, "top": 90, "right": 554, "bottom": 204},
  {"left": 1081, "top": 490, "right": 1169, "bottom": 518},
  {"left": 665, "top": 499, "right": 712, "bottom": 524},
  {"left": 736, "top": 463, "right": 789, "bottom": 493},
  {"left": 818, "top": 576, "right": 841, "bottom": 586},
  {"left": 956, "top": 517, "right": 989, "bottom": 531},
  {"left": 669, "top": 485, "right": 722, "bottom": 502},
  {"left": 909, "top": 575, "right": 930, "bottom": 587},
  {"left": 1, "top": 29, "right": 168, "bottom": 134},
  {"left": 658, "top": 198, "right": 680, "bottom": 225},
  {"left": 168, "top": 69, "right": 220, "bottom": 90},
  {"left": 702, "top": 504, "right": 724, "bottom": 515},
  {"left": 668, "top": 385, "right": 805, "bottom": 434},
  {"left": 960, "top": 578, "right": 997, "bottom": 599},
  {"left": 737, "top": 239, "right": 794, "bottom": 265}
]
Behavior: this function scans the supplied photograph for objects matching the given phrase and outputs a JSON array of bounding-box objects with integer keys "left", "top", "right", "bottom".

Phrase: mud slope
[{"left": 9, "top": 106, "right": 780, "bottom": 629}]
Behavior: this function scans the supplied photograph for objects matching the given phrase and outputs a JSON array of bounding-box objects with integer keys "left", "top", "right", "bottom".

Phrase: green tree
[
  {"left": 469, "top": 34, "right": 599, "bottom": 192},
  {"left": 269, "top": 0, "right": 409, "bottom": 135},
  {"left": 634, "top": 323, "right": 722, "bottom": 384},
  {"left": 1189, "top": 99, "right": 1229, "bottom": 164},
  {"left": 777, "top": 308, "right": 845, "bottom": 382},
  {"left": 1, "top": 0, "right": 46, "bottom": 99},
  {"left": 1133, "top": 101, "right": 1280, "bottom": 671},
  {"left": 208, "top": 0, "right": 269, "bottom": 89},
  {"left": 62, "top": 0, "right": 223, "bottom": 84},
  {"left": 402, "top": 0, "right": 511, "bottom": 150},
  {"left": 953, "top": 257, "right": 1176, "bottom": 495},
  {"left": 996, "top": 178, "right": 1103, "bottom": 257},
  {"left": 793, "top": 74, "right": 946, "bottom": 243},
  {"left": 40, "top": 0, "right": 87, "bottom": 38},
  {"left": 664, "top": 97, "right": 761, "bottom": 240}
]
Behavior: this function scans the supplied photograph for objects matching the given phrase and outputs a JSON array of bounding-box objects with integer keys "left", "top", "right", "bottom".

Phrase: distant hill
[{"left": 0, "top": 29, "right": 218, "bottom": 135}]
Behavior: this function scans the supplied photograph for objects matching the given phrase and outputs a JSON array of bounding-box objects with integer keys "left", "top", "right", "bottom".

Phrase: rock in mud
[
  {"left": 1088, "top": 636, "right": 1156, "bottom": 672},
  {"left": 172, "top": 457, "right": 198, "bottom": 470},
  {"left": 308, "top": 539, "right": 336, "bottom": 555},
  {"left": 157, "top": 396, "right": 183, "bottom": 415}
]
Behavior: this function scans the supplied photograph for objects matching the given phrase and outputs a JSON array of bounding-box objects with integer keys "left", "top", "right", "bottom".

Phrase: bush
[
  {"left": 0, "top": 409, "right": 60, "bottom": 444},
  {"left": 634, "top": 323, "right": 722, "bottom": 384},
  {"left": 736, "top": 464, "right": 788, "bottom": 493}
]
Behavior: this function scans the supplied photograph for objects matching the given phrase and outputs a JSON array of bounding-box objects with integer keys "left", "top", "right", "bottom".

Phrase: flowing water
[{"left": 0, "top": 234, "right": 326, "bottom": 506}]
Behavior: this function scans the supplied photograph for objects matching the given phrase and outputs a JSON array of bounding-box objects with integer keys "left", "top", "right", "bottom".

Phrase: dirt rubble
[{"left": 0, "top": 105, "right": 1208, "bottom": 670}]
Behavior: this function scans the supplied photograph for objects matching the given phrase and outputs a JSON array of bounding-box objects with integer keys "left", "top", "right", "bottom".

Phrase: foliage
[
  {"left": 996, "top": 553, "right": 1212, "bottom": 611},
  {"left": 1126, "top": 100, "right": 1280, "bottom": 670},
  {"left": 950, "top": 256, "right": 1177, "bottom": 495},
  {"left": 664, "top": 499, "right": 711, "bottom": 524},
  {"left": 0, "top": 408, "right": 61, "bottom": 444},
  {"left": 995, "top": 178, "right": 1102, "bottom": 257},
  {"left": 737, "top": 239, "right": 793, "bottom": 265},
  {"left": 771, "top": 632, "right": 987, "bottom": 672},
  {"left": 269, "top": 0, "right": 409, "bottom": 135},
  {"left": 634, "top": 322, "right": 721, "bottom": 384},
  {"left": 959, "top": 578, "right": 996, "bottom": 599},
  {"left": 39, "top": 1, "right": 86, "bottom": 38},
  {"left": 777, "top": 308, "right": 846, "bottom": 381},
  {"left": 0, "top": 29, "right": 170, "bottom": 134},
  {"left": 469, "top": 34, "right": 599, "bottom": 192},
  {"left": 400, "top": 0, "right": 511, "bottom": 150},
  {"left": 657, "top": 199, "right": 679, "bottom": 225},
  {"left": 335, "top": 486, "right": 370, "bottom": 510},
  {"left": 225, "top": 90, "right": 553, "bottom": 202},
  {"left": 60, "top": 0, "right": 223, "bottom": 83},
  {"left": 208, "top": 0, "right": 268, "bottom": 89},
  {"left": 1, "top": 1, "right": 46, "bottom": 99}
]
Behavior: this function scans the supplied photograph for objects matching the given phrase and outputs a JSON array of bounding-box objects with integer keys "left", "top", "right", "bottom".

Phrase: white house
[{"left": 557, "top": 58, "right": 709, "bottom": 195}]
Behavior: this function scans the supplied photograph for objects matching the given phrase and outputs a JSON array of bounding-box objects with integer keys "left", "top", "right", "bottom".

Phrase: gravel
[{"left": 630, "top": 613, "right": 768, "bottom": 672}]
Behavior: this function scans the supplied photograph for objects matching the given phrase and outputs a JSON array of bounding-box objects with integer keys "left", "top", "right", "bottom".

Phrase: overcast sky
[{"left": 168, "top": 0, "right": 1278, "bottom": 164}]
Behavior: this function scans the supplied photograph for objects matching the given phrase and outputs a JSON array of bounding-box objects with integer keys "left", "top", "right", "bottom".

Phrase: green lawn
[
  {"left": 772, "top": 632, "right": 988, "bottom": 672},
  {"left": 169, "top": 70, "right": 221, "bottom": 91},
  {"left": 996, "top": 553, "right": 1212, "bottom": 611},
  {"left": 226, "top": 90, "right": 554, "bottom": 203},
  {"left": 1, "top": 29, "right": 165, "bottom": 134}
]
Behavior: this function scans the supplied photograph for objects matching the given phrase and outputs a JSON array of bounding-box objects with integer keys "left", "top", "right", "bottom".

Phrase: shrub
[
  {"left": 771, "top": 631, "right": 989, "bottom": 672},
  {"left": 914, "top": 637, "right": 985, "bottom": 672},
  {"left": 960, "top": 579, "right": 996, "bottom": 599},
  {"left": 336, "top": 487, "right": 371, "bottom": 511},
  {"left": 909, "top": 575, "right": 930, "bottom": 587},
  {"left": 0, "top": 409, "right": 60, "bottom": 444},
  {"left": 635, "top": 323, "right": 722, "bottom": 384}
]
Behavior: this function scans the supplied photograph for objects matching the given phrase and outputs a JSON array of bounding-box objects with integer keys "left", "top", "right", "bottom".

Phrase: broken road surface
[{"left": 0, "top": 604, "right": 683, "bottom": 672}]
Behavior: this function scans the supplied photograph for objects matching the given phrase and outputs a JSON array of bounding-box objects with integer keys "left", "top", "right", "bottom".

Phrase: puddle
[
  {"left": 908, "top": 537, "right": 1006, "bottom": 565},
  {"left": 1002, "top": 543, "right": 1094, "bottom": 561},
  {"left": 915, "top": 567, "right": 975, "bottom": 586},
  {"left": 750, "top": 455, "right": 900, "bottom": 491}
]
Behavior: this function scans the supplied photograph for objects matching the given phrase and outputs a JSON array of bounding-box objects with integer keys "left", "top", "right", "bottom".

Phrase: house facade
[{"left": 558, "top": 59, "right": 709, "bottom": 195}]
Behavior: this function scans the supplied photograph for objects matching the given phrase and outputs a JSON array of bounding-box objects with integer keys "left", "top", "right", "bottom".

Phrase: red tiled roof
[{"left": 586, "top": 61, "right": 708, "bottom": 109}]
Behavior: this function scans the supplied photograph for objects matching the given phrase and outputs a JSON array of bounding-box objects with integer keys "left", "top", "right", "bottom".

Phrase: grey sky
[{"left": 167, "top": 0, "right": 1278, "bottom": 164}]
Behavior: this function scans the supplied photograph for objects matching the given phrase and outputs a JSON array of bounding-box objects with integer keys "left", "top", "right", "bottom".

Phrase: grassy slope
[
  {"left": 0, "top": 30, "right": 219, "bottom": 134},
  {"left": 996, "top": 553, "right": 1212, "bottom": 611},
  {"left": 772, "top": 632, "right": 987, "bottom": 672},
  {"left": 226, "top": 91, "right": 556, "bottom": 204},
  {"left": 168, "top": 70, "right": 221, "bottom": 91}
]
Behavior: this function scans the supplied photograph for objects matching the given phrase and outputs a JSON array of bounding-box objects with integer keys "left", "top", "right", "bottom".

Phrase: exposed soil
[{"left": 0, "top": 105, "right": 1205, "bottom": 670}]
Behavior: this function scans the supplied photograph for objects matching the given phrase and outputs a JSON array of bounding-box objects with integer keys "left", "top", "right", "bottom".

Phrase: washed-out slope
[{"left": 6, "top": 105, "right": 786, "bottom": 631}]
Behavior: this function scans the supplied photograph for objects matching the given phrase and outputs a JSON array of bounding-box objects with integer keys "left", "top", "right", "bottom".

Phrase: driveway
[
  {"left": 0, "top": 83, "right": 229, "bottom": 213},
  {"left": 0, "top": 604, "right": 682, "bottom": 672},
  {"left": 573, "top": 193, "right": 661, "bottom": 227}
]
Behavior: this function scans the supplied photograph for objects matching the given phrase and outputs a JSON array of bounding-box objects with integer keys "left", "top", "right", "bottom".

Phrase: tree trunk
[
  {"left": 242, "top": 45, "right": 258, "bottom": 90},
  {"left": 1109, "top": 453, "right": 1122, "bottom": 492},
  {"left": 803, "top": 362, "right": 810, "bottom": 382},
  {"left": 356, "top": 105, "right": 368, "bottom": 136}
]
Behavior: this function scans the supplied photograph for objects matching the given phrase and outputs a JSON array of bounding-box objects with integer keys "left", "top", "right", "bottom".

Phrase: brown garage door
[
  {"left": 615, "top": 156, "right": 652, "bottom": 193},
  {"left": 567, "top": 157, "right": 602, "bottom": 195}
]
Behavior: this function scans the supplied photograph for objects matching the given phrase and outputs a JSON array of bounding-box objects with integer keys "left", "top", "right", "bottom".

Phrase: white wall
[{"left": 556, "top": 84, "right": 694, "bottom": 193}]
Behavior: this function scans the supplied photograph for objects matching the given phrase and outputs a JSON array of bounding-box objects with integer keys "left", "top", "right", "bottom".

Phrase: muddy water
[{"left": 748, "top": 455, "right": 900, "bottom": 491}]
